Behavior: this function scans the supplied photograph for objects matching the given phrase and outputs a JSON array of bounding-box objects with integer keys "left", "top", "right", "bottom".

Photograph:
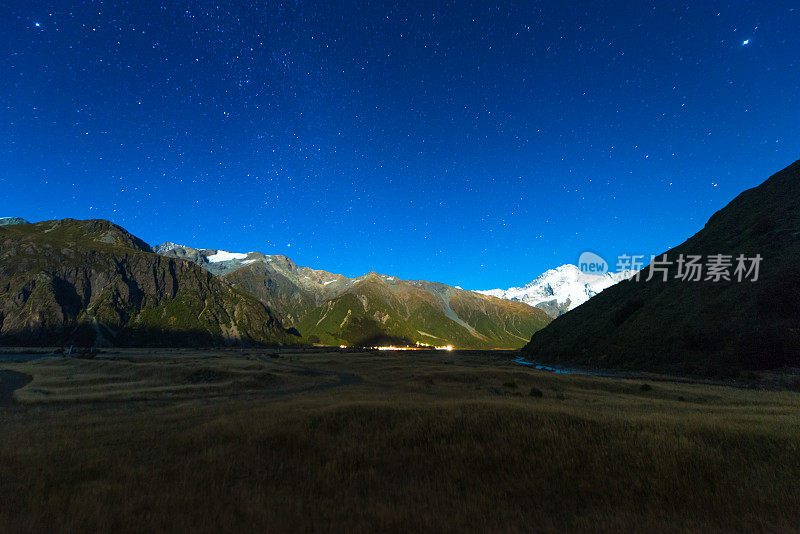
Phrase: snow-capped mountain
[
  {"left": 475, "top": 265, "right": 635, "bottom": 317},
  {"left": 152, "top": 243, "right": 351, "bottom": 290},
  {"left": 150, "top": 242, "right": 552, "bottom": 348}
]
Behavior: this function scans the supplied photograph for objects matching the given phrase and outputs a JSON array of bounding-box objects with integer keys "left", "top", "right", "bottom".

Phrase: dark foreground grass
[{"left": 1, "top": 350, "right": 799, "bottom": 533}]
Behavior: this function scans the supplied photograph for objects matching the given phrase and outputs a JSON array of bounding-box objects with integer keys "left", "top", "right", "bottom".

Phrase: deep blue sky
[{"left": 1, "top": 1, "right": 798, "bottom": 289}]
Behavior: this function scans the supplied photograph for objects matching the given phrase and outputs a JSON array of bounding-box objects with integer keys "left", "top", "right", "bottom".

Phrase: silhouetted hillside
[{"left": 524, "top": 158, "right": 800, "bottom": 376}]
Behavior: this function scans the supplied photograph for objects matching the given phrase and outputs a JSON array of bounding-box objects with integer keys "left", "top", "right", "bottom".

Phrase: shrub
[
  {"left": 502, "top": 381, "right": 517, "bottom": 388},
  {"left": 529, "top": 387, "right": 543, "bottom": 398},
  {"left": 639, "top": 383, "right": 653, "bottom": 392}
]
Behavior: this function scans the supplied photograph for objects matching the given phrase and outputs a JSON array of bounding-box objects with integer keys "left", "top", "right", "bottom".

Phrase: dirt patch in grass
[{"left": 0, "top": 370, "right": 32, "bottom": 406}]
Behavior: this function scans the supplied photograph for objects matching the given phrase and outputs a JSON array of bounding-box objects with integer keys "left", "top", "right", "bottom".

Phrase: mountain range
[
  {"left": 153, "top": 245, "right": 552, "bottom": 348},
  {"left": 5, "top": 157, "right": 798, "bottom": 368},
  {"left": 0, "top": 219, "right": 552, "bottom": 349},
  {"left": 523, "top": 157, "right": 800, "bottom": 375},
  {"left": 475, "top": 265, "right": 633, "bottom": 317}
]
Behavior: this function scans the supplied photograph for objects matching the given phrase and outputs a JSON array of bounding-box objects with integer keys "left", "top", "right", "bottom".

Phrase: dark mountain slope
[
  {"left": 225, "top": 261, "right": 317, "bottom": 326},
  {"left": 523, "top": 158, "right": 800, "bottom": 375},
  {"left": 0, "top": 219, "right": 287, "bottom": 347}
]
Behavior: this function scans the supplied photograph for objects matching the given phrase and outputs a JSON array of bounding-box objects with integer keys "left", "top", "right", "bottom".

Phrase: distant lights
[
  {"left": 337, "top": 342, "right": 454, "bottom": 351},
  {"left": 371, "top": 344, "right": 453, "bottom": 351}
]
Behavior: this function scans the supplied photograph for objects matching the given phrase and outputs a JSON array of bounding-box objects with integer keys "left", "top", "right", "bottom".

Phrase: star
[
  {"left": 33, "top": 22, "right": 41, "bottom": 28},
  {"left": 742, "top": 39, "right": 750, "bottom": 46}
]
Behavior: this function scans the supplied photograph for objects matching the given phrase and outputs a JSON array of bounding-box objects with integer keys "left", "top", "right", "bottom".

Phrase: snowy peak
[
  {"left": 153, "top": 243, "right": 351, "bottom": 293},
  {"left": 152, "top": 243, "right": 263, "bottom": 275},
  {"left": 475, "top": 264, "right": 634, "bottom": 317}
]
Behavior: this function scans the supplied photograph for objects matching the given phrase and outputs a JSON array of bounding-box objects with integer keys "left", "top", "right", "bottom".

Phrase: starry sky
[{"left": 2, "top": 1, "right": 799, "bottom": 289}]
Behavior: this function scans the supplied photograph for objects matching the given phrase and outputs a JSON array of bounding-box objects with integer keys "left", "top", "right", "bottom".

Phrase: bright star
[
  {"left": 33, "top": 22, "right": 41, "bottom": 27},
  {"left": 742, "top": 39, "right": 750, "bottom": 45}
]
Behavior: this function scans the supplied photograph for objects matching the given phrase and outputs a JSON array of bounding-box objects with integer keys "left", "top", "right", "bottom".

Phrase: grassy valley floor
[{"left": 1, "top": 348, "right": 799, "bottom": 533}]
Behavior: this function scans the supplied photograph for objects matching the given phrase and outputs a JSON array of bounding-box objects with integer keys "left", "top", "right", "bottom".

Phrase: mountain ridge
[
  {"left": 155, "top": 244, "right": 552, "bottom": 348},
  {"left": 0, "top": 217, "right": 30, "bottom": 226}
]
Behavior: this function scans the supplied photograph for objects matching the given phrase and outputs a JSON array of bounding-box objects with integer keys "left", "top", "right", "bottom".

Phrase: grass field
[{"left": 1, "top": 348, "right": 799, "bottom": 533}]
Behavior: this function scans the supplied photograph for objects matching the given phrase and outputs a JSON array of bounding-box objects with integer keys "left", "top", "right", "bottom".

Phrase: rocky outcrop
[{"left": 0, "top": 217, "right": 30, "bottom": 226}]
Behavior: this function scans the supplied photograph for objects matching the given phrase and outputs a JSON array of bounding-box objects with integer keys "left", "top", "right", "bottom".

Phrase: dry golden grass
[{"left": 1, "top": 349, "right": 799, "bottom": 533}]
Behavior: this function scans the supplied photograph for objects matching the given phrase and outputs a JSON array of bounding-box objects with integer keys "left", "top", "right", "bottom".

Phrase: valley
[
  {"left": 4, "top": 2, "right": 799, "bottom": 531},
  {"left": 1, "top": 347, "right": 798, "bottom": 532}
]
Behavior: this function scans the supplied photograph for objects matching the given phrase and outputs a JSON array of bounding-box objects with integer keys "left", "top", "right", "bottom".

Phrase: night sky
[{"left": 2, "top": 1, "right": 799, "bottom": 289}]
